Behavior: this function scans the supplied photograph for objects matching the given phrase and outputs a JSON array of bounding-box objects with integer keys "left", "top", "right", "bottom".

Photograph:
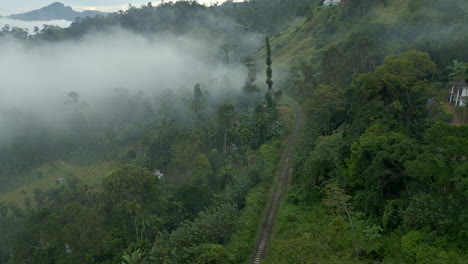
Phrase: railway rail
[{"left": 251, "top": 98, "right": 302, "bottom": 264}]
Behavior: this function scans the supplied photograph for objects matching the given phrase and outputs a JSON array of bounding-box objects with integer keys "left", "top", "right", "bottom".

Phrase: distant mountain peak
[
  {"left": 9, "top": 2, "right": 107, "bottom": 22},
  {"left": 50, "top": 2, "right": 65, "bottom": 7}
]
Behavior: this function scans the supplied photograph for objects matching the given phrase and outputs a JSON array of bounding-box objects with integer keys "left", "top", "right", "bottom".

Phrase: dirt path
[
  {"left": 445, "top": 102, "right": 467, "bottom": 125},
  {"left": 251, "top": 97, "right": 302, "bottom": 264}
]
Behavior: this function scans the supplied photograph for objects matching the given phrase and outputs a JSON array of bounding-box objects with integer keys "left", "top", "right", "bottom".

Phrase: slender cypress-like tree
[{"left": 265, "top": 36, "right": 273, "bottom": 91}]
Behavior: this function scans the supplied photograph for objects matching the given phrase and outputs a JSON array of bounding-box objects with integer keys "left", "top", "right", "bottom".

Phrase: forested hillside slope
[
  {"left": 264, "top": 0, "right": 468, "bottom": 263},
  {"left": 0, "top": 2, "right": 294, "bottom": 263},
  {"left": 0, "top": 0, "right": 467, "bottom": 263}
]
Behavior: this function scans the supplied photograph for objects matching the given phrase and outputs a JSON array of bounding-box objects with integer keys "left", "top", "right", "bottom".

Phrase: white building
[
  {"left": 448, "top": 80, "right": 468, "bottom": 107},
  {"left": 153, "top": 169, "right": 164, "bottom": 180},
  {"left": 323, "top": 0, "right": 342, "bottom": 6}
]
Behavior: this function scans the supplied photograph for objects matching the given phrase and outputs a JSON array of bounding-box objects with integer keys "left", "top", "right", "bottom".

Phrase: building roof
[
  {"left": 451, "top": 80, "right": 468, "bottom": 89},
  {"left": 323, "top": 0, "right": 342, "bottom": 6}
]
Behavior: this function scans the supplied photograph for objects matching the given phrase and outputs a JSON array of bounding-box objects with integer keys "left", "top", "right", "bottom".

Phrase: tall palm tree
[
  {"left": 121, "top": 249, "right": 144, "bottom": 264},
  {"left": 446, "top": 60, "right": 466, "bottom": 81}
]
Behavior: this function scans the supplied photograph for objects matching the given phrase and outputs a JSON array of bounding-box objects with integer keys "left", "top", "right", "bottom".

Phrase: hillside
[
  {"left": 267, "top": 0, "right": 468, "bottom": 72},
  {"left": 9, "top": 2, "right": 107, "bottom": 21},
  {"left": 0, "top": 0, "right": 467, "bottom": 263},
  {"left": 261, "top": 0, "right": 468, "bottom": 263}
]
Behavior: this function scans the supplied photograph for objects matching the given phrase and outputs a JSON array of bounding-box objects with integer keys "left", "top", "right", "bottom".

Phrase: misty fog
[
  {"left": 0, "top": 29, "right": 258, "bottom": 144},
  {"left": 0, "top": 17, "right": 71, "bottom": 32}
]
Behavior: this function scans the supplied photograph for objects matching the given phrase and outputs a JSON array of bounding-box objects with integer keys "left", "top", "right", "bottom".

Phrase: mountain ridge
[{"left": 9, "top": 2, "right": 107, "bottom": 22}]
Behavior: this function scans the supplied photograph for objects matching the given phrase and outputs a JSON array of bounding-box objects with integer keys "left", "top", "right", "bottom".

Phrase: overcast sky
[{"left": 0, "top": 0, "right": 223, "bottom": 16}]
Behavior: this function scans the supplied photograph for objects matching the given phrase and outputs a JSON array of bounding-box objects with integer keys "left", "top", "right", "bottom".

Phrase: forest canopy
[{"left": 0, "top": 0, "right": 467, "bottom": 263}]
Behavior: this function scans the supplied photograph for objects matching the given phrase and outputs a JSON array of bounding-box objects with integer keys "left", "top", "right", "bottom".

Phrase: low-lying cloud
[{"left": 0, "top": 29, "right": 253, "bottom": 143}]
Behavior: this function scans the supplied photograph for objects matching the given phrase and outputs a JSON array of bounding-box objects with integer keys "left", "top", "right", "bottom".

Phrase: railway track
[{"left": 251, "top": 98, "right": 302, "bottom": 264}]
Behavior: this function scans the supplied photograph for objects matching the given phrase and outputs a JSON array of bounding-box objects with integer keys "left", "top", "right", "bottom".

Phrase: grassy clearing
[{"left": 0, "top": 160, "right": 117, "bottom": 206}]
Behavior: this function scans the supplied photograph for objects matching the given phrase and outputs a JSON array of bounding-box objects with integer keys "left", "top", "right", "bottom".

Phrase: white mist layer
[
  {"left": 0, "top": 30, "right": 247, "bottom": 140},
  {"left": 0, "top": 18, "right": 72, "bottom": 32}
]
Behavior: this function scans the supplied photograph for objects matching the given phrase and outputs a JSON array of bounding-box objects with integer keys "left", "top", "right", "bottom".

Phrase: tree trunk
[
  {"left": 224, "top": 130, "right": 227, "bottom": 153},
  {"left": 342, "top": 201, "right": 361, "bottom": 257}
]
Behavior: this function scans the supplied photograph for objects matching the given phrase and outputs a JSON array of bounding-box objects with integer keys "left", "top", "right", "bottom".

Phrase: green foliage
[
  {"left": 2, "top": 0, "right": 468, "bottom": 263},
  {"left": 266, "top": 36, "right": 274, "bottom": 91},
  {"left": 190, "top": 154, "right": 213, "bottom": 185},
  {"left": 446, "top": 60, "right": 467, "bottom": 81},
  {"left": 149, "top": 203, "right": 238, "bottom": 263},
  {"left": 382, "top": 199, "right": 403, "bottom": 231},
  {"left": 2, "top": 128, "right": 285, "bottom": 263},
  {"left": 354, "top": 50, "right": 437, "bottom": 132},
  {"left": 103, "top": 165, "right": 160, "bottom": 204},
  {"left": 225, "top": 184, "right": 269, "bottom": 263},
  {"left": 242, "top": 56, "right": 259, "bottom": 93},
  {"left": 296, "top": 132, "right": 346, "bottom": 202},
  {"left": 190, "top": 83, "right": 206, "bottom": 114},
  {"left": 174, "top": 184, "right": 212, "bottom": 218},
  {"left": 303, "top": 84, "right": 345, "bottom": 135},
  {"left": 217, "top": 104, "right": 236, "bottom": 131},
  {"left": 276, "top": 21, "right": 467, "bottom": 260},
  {"left": 399, "top": 231, "right": 459, "bottom": 264},
  {"left": 217, "top": 0, "right": 312, "bottom": 33},
  {"left": 264, "top": 200, "right": 385, "bottom": 263},
  {"left": 320, "top": 44, "right": 348, "bottom": 86},
  {"left": 347, "top": 125, "right": 419, "bottom": 215},
  {"left": 190, "top": 244, "right": 227, "bottom": 264},
  {"left": 121, "top": 249, "right": 145, "bottom": 264}
]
